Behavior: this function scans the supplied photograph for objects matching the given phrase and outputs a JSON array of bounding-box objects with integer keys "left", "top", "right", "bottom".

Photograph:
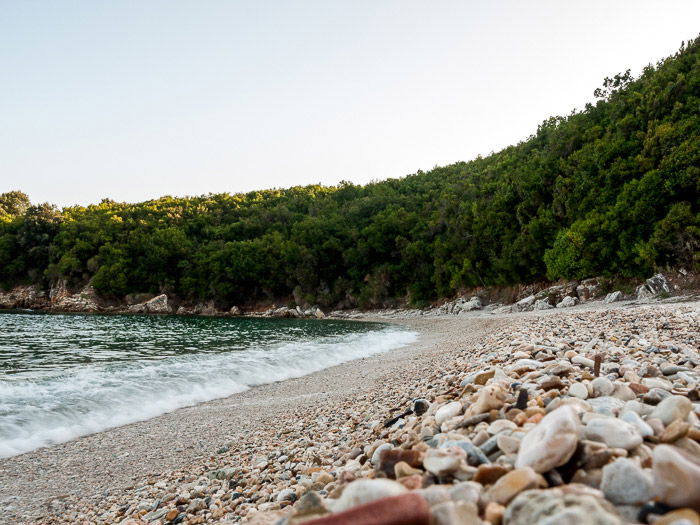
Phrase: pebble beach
[{"left": 2, "top": 298, "right": 700, "bottom": 525}]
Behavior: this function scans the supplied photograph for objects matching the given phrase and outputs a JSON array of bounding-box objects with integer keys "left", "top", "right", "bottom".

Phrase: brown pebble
[
  {"left": 654, "top": 508, "right": 700, "bottom": 525},
  {"left": 473, "top": 464, "right": 509, "bottom": 485},
  {"left": 660, "top": 420, "right": 690, "bottom": 443},
  {"left": 485, "top": 501, "right": 505, "bottom": 525},
  {"left": 378, "top": 449, "right": 423, "bottom": 479},
  {"left": 303, "top": 492, "right": 431, "bottom": 525}
]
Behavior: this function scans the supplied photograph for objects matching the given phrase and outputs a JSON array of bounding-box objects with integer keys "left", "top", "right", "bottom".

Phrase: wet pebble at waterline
[{"left": 38, "top": 302, "right": 700, "bottom": 524}]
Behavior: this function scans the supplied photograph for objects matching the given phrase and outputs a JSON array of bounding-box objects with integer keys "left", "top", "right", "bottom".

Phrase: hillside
[{"left": 1, "top": 38, "right": 699, "bottom": 309}]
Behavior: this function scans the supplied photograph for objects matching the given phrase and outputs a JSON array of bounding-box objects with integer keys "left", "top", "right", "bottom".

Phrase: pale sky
[{"left": 2, "top": 1, "right": 699, "bottom": 207}]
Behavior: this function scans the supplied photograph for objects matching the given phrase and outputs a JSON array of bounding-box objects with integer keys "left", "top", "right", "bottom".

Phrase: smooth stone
[
  {"left": 591, "top": 377, "right": 614, "bottom": 397},
  {"left": 435, "top": 401, "right": 463, "bottom": 425},
  {"left": 325, "top": 479, "right": 407, "bottom": 513},
  {"left": 465, "top": 385, "right": 506, "bottom": 417},
  {"left": 600, "top": 458, "right": 653, "bottom": 504},
  {"left": 449, "top": 482, "right": 482, "bottom": 505},
  {"left": 653, "top": 445, "right": 700, "bottom": 510},
  {"left": 442, "top": 440, "right": 490, "bottom": 466},
  {"left": 569, "top": 382, "right": 589, "bottom": 399},
  {"left": 585, "top": 418, "right": 642, "bottom": 450},
  {"left": 660, "top": 419, "right": 690, "bottom": 443},
  {"left": 643, "top": 377, "right": 674, "bottom": 391},
  {"left": 622, "top": 400, "right": 653, "bottom": 417},
  {"left": 497, "top": 435, "right": 521, "bottom": 454},
  {"left": 620, "top": 411, "right": 654, "bottom": 437},
  {"left": 515, "top": 406, "right": 580, "bottom": 473},
  {"left": 488, "top": 419, "right": 516, "bottom": 435},
  {"left": 277, "top": 488, "right": 297, "bottom": 502},
  {"left": 431, "top": 500, "right": 480, "bottom": 525},
  {"left": 572, "top": 355, "right": 596, "bottom": 369},
  {"left": 485, "top": 467, "right": 542, "bottom": 505},
  {"left": 611, "top": 383, "right": 637, "bottom": 401},
  {"left": 587, "top": 396, "right": 625, "bottom": 416},
  {"left": 504, "top": 488, "right": 622, "bottom": 525},
  {"left": 424, "top": 447, "right": 466, "bottom": 476},
  {"left": 650, "top": 395, "right": 693, "bottom": 426},
  {"left": 473, "top": 464, "right": 509, "bottom": 485},
  {"left": 371, "top": 443, "right": 393, "bottom": 466},
  {"left": 644, "top": 388, "right": 672, "bottom": 404},
  {"left": 654, "top": 509, "right": 700, "bottom": 525}
]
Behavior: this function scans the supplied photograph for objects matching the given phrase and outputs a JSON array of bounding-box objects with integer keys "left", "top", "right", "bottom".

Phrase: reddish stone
[
  {"left": 303, "top": 493, "right": 431, "bottom": 525},
  {"left": 629, "top": 383, "right": 649, "bottom": 394}
]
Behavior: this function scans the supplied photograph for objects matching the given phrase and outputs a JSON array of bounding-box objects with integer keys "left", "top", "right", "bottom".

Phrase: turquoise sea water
[{"left": 0, "top": 312, "right": 417, "bottom": 458}]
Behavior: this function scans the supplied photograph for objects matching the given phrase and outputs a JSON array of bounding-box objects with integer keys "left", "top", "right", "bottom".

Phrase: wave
[{"left": 0, "top": 326, "right": 417, "bottom": 458}]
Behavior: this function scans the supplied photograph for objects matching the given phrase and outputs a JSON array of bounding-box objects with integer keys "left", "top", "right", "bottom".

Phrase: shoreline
[
  {"left": 1, "top": 298, "right": 698, "bottom": 523},
  {"left": 0, "top": 313, "right": 490, "bottom": 523}
]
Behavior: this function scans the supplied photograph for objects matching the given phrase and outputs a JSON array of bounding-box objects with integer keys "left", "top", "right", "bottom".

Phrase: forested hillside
[{"left": 1, "top": 38, "right": 699, "bottom": 308}]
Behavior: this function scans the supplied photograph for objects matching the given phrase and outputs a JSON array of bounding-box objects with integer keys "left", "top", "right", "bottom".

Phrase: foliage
[{"left": 2, "top": 38, "right": 700, "bottom": 305}]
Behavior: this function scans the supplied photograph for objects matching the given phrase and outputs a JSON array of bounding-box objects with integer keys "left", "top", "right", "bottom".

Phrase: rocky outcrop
[
  {"left": 0, "top": 285, "right": 48, "bottom": 309},
  {"left": 637, "top": 273, "right": 671, "bottom": 300}
]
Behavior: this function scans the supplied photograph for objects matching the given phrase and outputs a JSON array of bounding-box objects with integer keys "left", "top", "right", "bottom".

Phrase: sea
[{"left": 0, "top": 311, "right": 417, "bottom": 458}]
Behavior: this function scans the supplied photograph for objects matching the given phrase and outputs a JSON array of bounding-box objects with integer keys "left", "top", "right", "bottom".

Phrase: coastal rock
[
  {"left": 144, "top": 294, "right": 171, "bottom": 314},
  {"left": 533, "top": 298, "right": 553, "bottom": 310},
  {"left": 591, "top": 377, "right": 614, "bottom": 398},
  {"left": 620, "top": 411, "right": 654, "bottom": 437},
  {"left": 600, "top": 458, "right": 653, "bottom": 505},
  {"left": 605, "top": 291, "right": 623, "bottom": 304},
  {"left": 652, "top": 444, "right": 700, "bottom": 510},
  {"left": 557, "top": 296, "right": 579, "bottom": 308},
  {"left": 465, "top": 385, "right": 506, "bottom": 417},
  {"left": 515, "top": 406, "right": 580, "bottom": 473},
  {"left": 504, "top": 488, "right": 622, "bottom": 525}
]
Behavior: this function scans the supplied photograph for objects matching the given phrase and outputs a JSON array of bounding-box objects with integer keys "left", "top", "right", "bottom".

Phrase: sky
[{"left": 2, "top": 1, "right": 700, "bottom": 208}]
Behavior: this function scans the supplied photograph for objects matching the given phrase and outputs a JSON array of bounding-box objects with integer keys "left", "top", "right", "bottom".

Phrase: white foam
[{"left": 0, "top": 326, "right": 417, "bottom": 458}]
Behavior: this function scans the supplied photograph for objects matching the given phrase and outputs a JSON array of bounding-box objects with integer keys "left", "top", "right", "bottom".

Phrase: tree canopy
[{"left": 2, "top": 38, "right": 699, "bottom": 308}]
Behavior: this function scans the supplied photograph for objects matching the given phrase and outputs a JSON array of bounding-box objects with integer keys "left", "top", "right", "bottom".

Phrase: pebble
[
  {"left": 435, "top": 401, "right": 462, "bottom": 425},
  {"left": 653, "top": 444, "right": 700, "bottom": 510},
  {"left": 569, "top": 382, "right": 589, "bottom": 399},
  {"left": 504, "top": 488, "right": 622, "bottom": 525},
  {"left": 585, "top": 418, "right": 643, "bottom": 450},
  {"left": 591, "top": 377, "right": 615, "bottom": 397},
  {"left": 515, "top": 406, "right": 579, "bottom": 473},
  {"left": 600, "top": 458, "right": 653, "bottom": 504},
  {"left": 650, "top": 395, "right": 693, "bottom": 426},
  {"left": 325, "top": 479, "right": 407, "bottom": 513},
  {"left": 620, "top": 411, "right": 654, "bottom": 437},
  {"left": 485, "top": 467, "right": 542, "bottom": 505}
]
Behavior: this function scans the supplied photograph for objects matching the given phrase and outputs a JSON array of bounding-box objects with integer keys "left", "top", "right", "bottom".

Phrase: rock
[
  {"left": 497, "top": 435, "right": 520, "bottom": 454},
  {"left": 600, "top": 458, "right": 653, "bottom": 504},
  {"left": 572, "top": 355, "right": 596, "bottom": 369},
  {"left": 431, "top": 500, "right": 480, "bottom": 525},
  {"left": 504, "top": 488, "right": 622, "bottom": 525},
  {"left": 654, "top": 509, "right": 700, "bottom": 525},
  {"left": 314, "top": 308, "right": 326, "bottom": 319},
  {"left": 604, "top": 291, "right": 623, "bottom": 304},
  {"left": 485, "top": 467, "right": 543, "bottom": 505},
  {"left": 435, "top": 401, "right": 462, "bottom": 425},
  {"left": 569, "top": 382, "right": 589, "bottom": 399},
  {"left": 557, "top": 296, "right": 579, "bottom": 308},
  {"left": 412, "top": 398, "right": 430, "bottom": 416},
  {"left": 465, "top": 385, "right": 506, "bottom": 417},
  {"left": 591, "top": 377, "right": 614, "bottom": 397},
  {"left": 324, "top": 492, "right": 431, "bottom": 525},
  {"left": 584, "top": 418, "right": 642, "bottom": 450},
  {"left": 649, "top": 395, "right": 692, "bottom": 425},
  {"left": 442, "top": 440, "right": 490, "bottom": 467},
  {"left": 484, "top": 502, "right": 505, "bottom": 525},
  {"left": 378, "top": 449, "right": 422, "bottom": 479},
  {"left": 534, "top": 298, "right": 553, "bottom": 310},
  {"left": 371, "top": 443, "right": 392, "bottom": 466},
  {"left": 620, "top": 411, "right": 653, "bottom": 437},
  {"left": 325, "top": 479, "right": 407, "bottom": 513},
  {"left": 653, "top": 444, "right": 700, "bottom": 510},
  {"left": 515, "top": 295, "right": 536, "bottom": 311},
  {"left": 277, "top": 488, "right": 297, "bottom": 503},
  {"left": 515, "top": 406, "right": 580, "bottom": 473},
  {"left": 423, "top": 447, "right": 466, "bottom": 477},
  {"left": 587, "top": 396, "right": 625, "bottom": 416},
  {"left": 229, "top": 305, "right": 241, "bottom": 315}
]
